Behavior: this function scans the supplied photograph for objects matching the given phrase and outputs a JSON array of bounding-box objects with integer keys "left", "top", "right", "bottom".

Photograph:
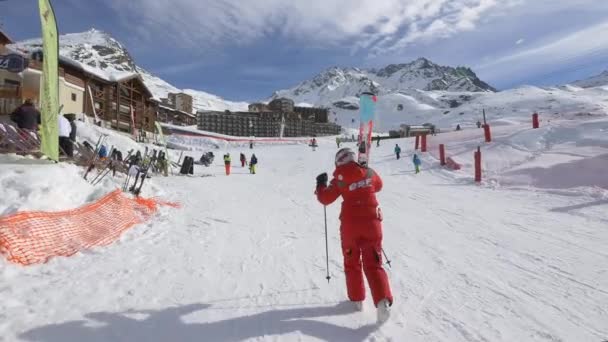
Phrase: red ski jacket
[{"left": 316, "top": 162, "right": 383, "bottom": 223}]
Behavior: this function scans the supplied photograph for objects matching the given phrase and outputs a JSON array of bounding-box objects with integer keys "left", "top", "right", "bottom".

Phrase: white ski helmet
[{"left": 335, "top": 147, "right": 355, "bottom": 166}]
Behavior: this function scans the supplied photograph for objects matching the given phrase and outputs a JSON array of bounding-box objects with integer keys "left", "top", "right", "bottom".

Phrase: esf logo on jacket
[{"left": 348, "top": 178, "right": 372, "bottom": 192}]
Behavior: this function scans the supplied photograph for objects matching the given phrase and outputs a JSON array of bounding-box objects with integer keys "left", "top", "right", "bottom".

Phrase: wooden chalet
[
  {"left": 81, "top": 72, "right": 157, "bottom": 133},
  {"left": 157, "top": 103, "right": 196, "bottom": 126},
  {"left": 0, "top": 30, "right": 12, "bottom": 46}
]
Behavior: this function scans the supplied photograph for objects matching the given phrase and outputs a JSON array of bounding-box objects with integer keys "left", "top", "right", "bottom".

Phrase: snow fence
[{"left": 0, "top": 190, "right": 179, "bottom": 266}]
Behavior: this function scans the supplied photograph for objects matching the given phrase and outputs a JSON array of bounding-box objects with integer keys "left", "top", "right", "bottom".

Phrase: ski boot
[{"left": 376, "top": 298, "right": 391, "bottom": 324}]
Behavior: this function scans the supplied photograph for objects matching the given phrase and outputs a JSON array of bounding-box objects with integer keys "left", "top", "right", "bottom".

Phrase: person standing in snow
[
  {"left": 376, "top": 135, "right": 380, "bottom": 147},
  {"left": 249, "top": 154, "right": 258, "bottom": 174},
  {"left": 315, "top": 147, "right": 393, "bottom": 323},
  {"left": 310, "top": 138, "right": 317, "bottom": 151},
  {"left": 98, "top": 145, "right": 108, "bottom": 160},
  {"left": 336, "top": 137, "right": 341, "bottom": 148},
  {"left": 413, "top": 154, "right": 421, "bottom": 174},
  {"left": 10, "top": 99, "right": 41, "bottom": 131},
  {"left": 249, "top": 140, "right": 254, "bottom": 149},
  {"left": 58, "top": 114, "right": 73, "bottom": 157},
  {"left": 240, "top": 153, "right": 247, "bottom": 167},
  {"left": 223, "top": 153, "right": 231, "bottom": 175},
  {"left": 394, "top": 144, "right": 401, "bottom": 160}
]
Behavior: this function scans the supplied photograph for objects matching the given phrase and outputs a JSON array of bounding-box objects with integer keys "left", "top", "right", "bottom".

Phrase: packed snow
[{"left": 1, "top": 114, "right": 607, "bottom": 341}]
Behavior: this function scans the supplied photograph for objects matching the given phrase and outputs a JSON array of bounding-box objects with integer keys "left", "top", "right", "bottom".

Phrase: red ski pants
[{"left": 340, "top": 219, "right": 393, "bottom": 307}]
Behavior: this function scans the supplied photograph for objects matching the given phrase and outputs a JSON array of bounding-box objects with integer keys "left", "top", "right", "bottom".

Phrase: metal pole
[
  {"left": 381, "top": 248, "right": 392, "bottom": 268},
  {"left": 324, "top": 206, "right": 331, "bottom": 282}
]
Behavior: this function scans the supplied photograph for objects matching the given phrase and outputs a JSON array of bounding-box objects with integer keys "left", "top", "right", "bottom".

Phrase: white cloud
[
  {"left": 106, "top": 0, "right": 518, "bottom": 56},
  {"left": 477, "top": 21, "right": 608, "bottom": 83},
  {"left": 515, "top": 39, "right": 525, "bottom": 45}
]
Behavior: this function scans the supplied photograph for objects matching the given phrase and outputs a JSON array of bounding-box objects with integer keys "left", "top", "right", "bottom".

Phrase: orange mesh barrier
[{"left": 0, "top": 190, "right": 179, "bottom": 266}]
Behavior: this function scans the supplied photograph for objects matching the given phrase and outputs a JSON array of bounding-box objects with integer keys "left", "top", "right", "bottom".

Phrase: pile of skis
[{"left": 122, "top": 147, "right": 169, "bottom": 196}]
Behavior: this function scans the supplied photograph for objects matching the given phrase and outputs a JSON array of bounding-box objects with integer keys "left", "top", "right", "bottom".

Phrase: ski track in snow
[{"left": 1, "top": 135, "right": 608, "bottom": 341}]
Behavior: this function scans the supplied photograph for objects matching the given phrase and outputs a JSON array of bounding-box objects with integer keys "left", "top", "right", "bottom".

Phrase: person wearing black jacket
[{"left": 10, "top": 99, "right": 41, "bottom": 131}]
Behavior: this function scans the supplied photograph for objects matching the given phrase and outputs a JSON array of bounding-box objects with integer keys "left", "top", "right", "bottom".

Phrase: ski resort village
[{"left": 1, "top": 1, "right": 607, "bottom": 341}]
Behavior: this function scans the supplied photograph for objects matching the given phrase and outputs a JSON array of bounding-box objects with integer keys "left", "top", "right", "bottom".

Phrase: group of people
[
  {"left": 10, "top": 99, "right": 77, "bottom": 157},
  {"left": 394, "top": 144, "right": 422, "bottom": 174},
  {"left": 222, "top": 152, "right": 258, "bottom": 175}
]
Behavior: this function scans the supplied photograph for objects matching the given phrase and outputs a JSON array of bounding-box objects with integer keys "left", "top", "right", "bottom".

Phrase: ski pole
[
  {"left": 324, "top": 206, "right": 331, "bottom": 283},
  {"left": 381, "top": 248, "right": 392, "bottom": 268}
]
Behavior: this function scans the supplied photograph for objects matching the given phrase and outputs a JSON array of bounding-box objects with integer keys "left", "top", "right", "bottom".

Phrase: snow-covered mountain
[
  {"left": 330, "top": 85, "right": 608, "bottom": 132},
  {"left": 270, "top": 58, "right": 608, "bottom": 132},
  {"left": 571, "top": 70, "right": 608, "bottom": 88},
  {"left": 11, "top": 29, "right": 247, "bottom": 112},
  {"left": 271, "top": 58, "right": 496, "bottom": 106}
]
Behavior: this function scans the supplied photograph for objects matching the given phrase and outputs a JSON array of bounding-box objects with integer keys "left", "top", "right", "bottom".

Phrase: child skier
[
  {"left": 223, "top": 153, "right": 231, "bottom": 175},
  {"left": 310, "top": 138, "right": 318, "bottom": 151},
  {"left": 413, "top": 154, "right": 421, "bottom": 174},
  {"left": 315, "top": 147, "right": 393, "bottom": 323},
  {"left": 240, "top": 153, "right": 247, "bottom": 167},
  {"left": 394, "top": 144, "right": 401, "bottom": 160},
  {"left": 249, "top": 154, "right": 258, "bottom": 174}
]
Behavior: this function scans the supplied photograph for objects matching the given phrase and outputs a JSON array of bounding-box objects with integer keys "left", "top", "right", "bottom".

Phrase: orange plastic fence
[{"left": 0, "top": 190, "right": 179, "bottom": 266}]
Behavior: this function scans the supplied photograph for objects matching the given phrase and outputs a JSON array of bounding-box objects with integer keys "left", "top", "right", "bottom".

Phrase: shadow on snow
[{"left": 20, "top": 302, "right": 378, "bottom": 342}]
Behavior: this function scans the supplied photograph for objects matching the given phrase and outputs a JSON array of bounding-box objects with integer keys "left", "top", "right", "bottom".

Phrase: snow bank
[
  {"left": 0, "top": 155, "right": 114, "bottom": 216},
  {"left": 422, "top": 118, "right": 608, "bottom": 193},
  {"left": 76, "top": 120, "right": 143, "bottom": 156}
]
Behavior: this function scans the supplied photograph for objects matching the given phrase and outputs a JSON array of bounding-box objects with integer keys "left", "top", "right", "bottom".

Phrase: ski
[{"left": 357, "top": 92, "right": 377, "bottom": 166}]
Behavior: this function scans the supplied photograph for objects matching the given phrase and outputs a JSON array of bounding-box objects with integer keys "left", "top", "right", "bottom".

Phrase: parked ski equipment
[{"left": 357, "top": 92, "right": 377, "bottom": 166}]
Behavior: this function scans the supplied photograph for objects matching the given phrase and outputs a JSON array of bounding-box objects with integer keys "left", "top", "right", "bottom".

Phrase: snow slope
[
  {"left": 332, "top": 85, "right": 608, "bottom": 132},
  {"left": 572, "top": 70, "right": 608, "bottom": 88},
  {"left": 1, "top": 117, "right": 607, "bottom": 341}
]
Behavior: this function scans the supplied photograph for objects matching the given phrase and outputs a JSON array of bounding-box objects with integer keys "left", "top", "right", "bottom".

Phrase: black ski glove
[{"left": 316, "top": 173, "right": 328, "bottom": 188}]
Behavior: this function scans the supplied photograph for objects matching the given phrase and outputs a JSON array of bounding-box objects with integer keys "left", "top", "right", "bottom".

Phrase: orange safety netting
[{"left": 0, "top": 190, "right": 179, "bottom": 266}]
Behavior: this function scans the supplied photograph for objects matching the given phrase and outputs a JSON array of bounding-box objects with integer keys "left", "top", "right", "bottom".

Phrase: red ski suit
[{"left": 316, "top": 162, "right": 393, "bottom": 306}]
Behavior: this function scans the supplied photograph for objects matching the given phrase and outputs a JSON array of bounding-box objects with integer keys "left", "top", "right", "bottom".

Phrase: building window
[
  {"left": 71, "top": 93, "right": 77, "bottom": 102},
  {"left": 4, "top": 79, "right": 20, "bottom": 86}
]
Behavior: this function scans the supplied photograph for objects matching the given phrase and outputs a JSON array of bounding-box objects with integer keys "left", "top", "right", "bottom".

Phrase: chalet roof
[
  {"left": 159, "top": 104, "right": 195, "bottom": 118},
  {"left": 7, "top": 45, "right": 154, "bottom": 99},
  {"left": 0, "top": 30, "right": 13, "bottom": 45}
]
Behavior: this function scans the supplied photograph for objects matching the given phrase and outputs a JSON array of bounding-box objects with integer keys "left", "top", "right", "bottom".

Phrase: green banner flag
[{"left": 38, "top": 0, "right": 60, "bottom": 161}]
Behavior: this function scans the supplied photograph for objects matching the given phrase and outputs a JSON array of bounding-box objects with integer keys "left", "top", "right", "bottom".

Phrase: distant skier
[
  {"left": 376, "top": 135, "right": 380, "bottom": 147},
  {"left": 394, "top": 144, "right": 401, "bottom": 160},
  {"left": 249, "top": 140, "right": 254, "bottom": 149},
  {"left": 315, "top": 147, "right": 393, "bottom": 323},
  {"left": 240, "top": 153, "right": 247, "bottom": 167},
  {"left": 98, "top": 145, "right": 108, "bottom": 159},
  {"left": 413, "top": 153, "right": 421, "bottom": 174},
  {"left": 310, "top": 138, "right": 317, "bottom": 151},
  {"left": 249, "top": 154, "right": 258, "bottom": 174},
  {"left": 456, "top": 124, "right": 461, "bottom": 131},
  {"left": 336, "top": 137, "right": 341, "bottom": 148},
  {"left": 476, "top": 121, "right": 482, "bottom": 129},
  {"left": 223, "top": 153, "right": 231, "bottom": 175}
]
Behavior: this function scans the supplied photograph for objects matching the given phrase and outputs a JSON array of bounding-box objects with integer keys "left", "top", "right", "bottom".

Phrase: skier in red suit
[{"left": 315, "top": 147, "right": 393, "bottom": 323}]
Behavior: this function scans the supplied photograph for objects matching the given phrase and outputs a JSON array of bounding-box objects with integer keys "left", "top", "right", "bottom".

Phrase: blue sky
[{"left": 1, "top": 0, "right": 608, "bottom": 101}]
